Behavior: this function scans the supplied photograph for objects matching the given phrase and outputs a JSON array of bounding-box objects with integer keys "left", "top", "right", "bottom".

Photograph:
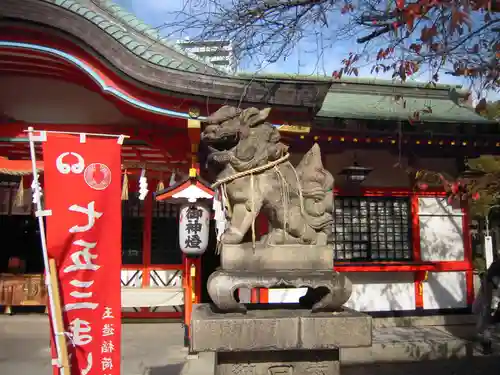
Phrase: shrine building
[{"left": 0, "top": 0, "right": 498, "bottom": 318}]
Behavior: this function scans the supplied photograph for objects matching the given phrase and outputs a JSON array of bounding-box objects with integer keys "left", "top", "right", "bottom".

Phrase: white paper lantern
[{"left": 179, "top": 203, "right": 210, "bottom": 255}]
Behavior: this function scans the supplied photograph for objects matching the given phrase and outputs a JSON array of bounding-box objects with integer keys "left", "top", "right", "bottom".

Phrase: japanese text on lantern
[
  {"left": 185, "top": 206, "right": 203, "bottom": 249},
  {"left": 63, "top": 200, "right": 102, "bottom": 375}
]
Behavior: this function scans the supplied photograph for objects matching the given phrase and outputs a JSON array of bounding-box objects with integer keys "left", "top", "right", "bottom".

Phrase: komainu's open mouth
[{"left": 202, "top": 132, "right": 239, "bottom": 151}]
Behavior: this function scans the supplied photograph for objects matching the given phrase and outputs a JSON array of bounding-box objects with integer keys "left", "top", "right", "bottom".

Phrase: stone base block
[
  {"left": 207, "top": 270, "right": 352, "bottom": 313},
  {"left": 221, "top": 243, "right": 334, "bottom": 271},
  {"left": 191, "top": 304, "right": 372, "bottom": 353},
  {"left": 217, "top": 349, "right": 340, "bottom": 375}
]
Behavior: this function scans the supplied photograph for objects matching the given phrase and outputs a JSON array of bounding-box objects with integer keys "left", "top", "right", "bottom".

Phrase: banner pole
[
  {"left": 49, "top": 259, "right": 71, "bottom": 374},
  {"left": 24, "top": 129, "right": 130, "bottom": 139},
  {"left": 27, "top": 127, "right": 70, "bottom": 375}
]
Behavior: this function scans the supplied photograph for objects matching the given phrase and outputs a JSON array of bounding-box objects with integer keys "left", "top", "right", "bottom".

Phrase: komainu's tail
[{"left": 295, "top": 143, "right": 334, "bottom": 232}]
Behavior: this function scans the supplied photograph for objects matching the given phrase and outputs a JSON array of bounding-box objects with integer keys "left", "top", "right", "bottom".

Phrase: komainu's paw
[{"left": 221, "top": 228, "right": 244, "bottom": 244}]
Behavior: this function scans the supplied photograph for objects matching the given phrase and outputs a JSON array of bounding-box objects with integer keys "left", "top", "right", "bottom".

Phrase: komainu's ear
[
  {"left": 240, "top": 107, "right": 259, "bottom": 124},
  {"left": 268, "top": 127, "right": 281, "bottom": 143},
  {"left": 241, "top": 107, "right": 271, "bottom": 127},
  {"left": 260, "top": 107, "right": 271, "bottom": 119}
]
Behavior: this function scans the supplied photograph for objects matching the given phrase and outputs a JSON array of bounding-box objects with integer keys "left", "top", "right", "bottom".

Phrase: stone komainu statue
[
  {"left": 203, "top": 105, "right": 334, "bottom": 246},
  {"left": 202, "top": 105, "right": 351, "bottom": 313}
]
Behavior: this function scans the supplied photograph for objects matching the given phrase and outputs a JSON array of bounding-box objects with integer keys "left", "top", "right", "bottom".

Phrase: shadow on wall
[
  {"left": 345, "top": 268, "right": 467, "bottom": 318},
  {"left": 345, "top": 273, "right": 411, "bottom": 312},
  {"left": 418, "top": 197, "right": 469, "bottom": 313},
  {"left": 419, "top": 197, "right": 464, "bottom": 262},
  {"left": 147, "top": 363, "right": 185, "bottom": 375}
]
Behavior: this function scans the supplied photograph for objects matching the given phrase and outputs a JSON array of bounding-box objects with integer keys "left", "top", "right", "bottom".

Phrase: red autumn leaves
[{"left": 416, "top": 172, "right": 481, "bottom": 203}]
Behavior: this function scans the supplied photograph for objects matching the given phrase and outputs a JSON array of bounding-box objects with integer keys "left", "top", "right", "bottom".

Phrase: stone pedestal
[
  {"left": 191, "top": 304, "right": 372, "bottom": 375},
  {"left": 221, "top": 243, "right": 334, "bottom": 271},
  {"left": 208, "top": 244, "right": 352, "bottom": 313}
]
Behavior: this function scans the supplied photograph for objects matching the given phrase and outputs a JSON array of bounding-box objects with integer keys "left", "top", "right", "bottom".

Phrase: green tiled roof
[
  {"left": 45, "top": 0, "right": 226, "bottom": 75},
  {"left": 317, "top": 78, "right": 491, "bottom": 123}
]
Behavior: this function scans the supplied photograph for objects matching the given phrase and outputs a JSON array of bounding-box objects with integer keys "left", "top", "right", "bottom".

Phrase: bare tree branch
[{"left": 161, "top": 0, "right": 499, "bottom": 96}]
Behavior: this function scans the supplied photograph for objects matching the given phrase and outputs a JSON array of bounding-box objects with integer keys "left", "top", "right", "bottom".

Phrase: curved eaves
[{"left": 0, "top": 0, "right": 331, "bottom": 111}]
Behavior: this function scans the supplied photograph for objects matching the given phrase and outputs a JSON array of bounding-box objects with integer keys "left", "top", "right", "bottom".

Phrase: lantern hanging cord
[{"left": 212, "top": 152, "right": 308, "bottom": 247}]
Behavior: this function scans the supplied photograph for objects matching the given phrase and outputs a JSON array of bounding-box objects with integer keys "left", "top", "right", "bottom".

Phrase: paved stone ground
[
  {"left": 343, "top": 356, "right": 500, "bottom": 375},
  {"left": 0, "top": 315, "right": 187, "bottom": 375},
  {"left": 1, "top": 314, "right": 500, "bottom": 375}
]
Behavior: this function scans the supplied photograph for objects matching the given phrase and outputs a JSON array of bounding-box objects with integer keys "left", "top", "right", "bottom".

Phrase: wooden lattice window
[
  {"left": 151, "top": 201, "right": 182, "bottom": 265},
  {"left": 332, "top": 197, "right": 412, "bottom": 261},
  {"left": 121, "top": 196, "right": 143, "bottom": 265}
]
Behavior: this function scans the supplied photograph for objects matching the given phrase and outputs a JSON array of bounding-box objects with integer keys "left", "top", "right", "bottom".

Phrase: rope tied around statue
[
  {"left": 212, "top": 151, "right": 332, "bottom": 250},
  {"left": 212, "top": 152, "right": 304, "bottom": 249}
]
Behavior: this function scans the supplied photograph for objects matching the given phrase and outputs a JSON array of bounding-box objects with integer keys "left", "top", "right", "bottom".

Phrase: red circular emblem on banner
[{"left": 84, "top": 163, "right": 112, "bottom": 190}]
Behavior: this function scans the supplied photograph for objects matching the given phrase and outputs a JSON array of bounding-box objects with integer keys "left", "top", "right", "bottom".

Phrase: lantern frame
[{"left": 339, "top": 158, "right": 373, "bottom": 184}]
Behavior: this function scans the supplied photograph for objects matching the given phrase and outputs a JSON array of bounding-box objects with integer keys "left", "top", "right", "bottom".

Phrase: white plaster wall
[
  {"left": 146, "top": 270, "right": 183, "bottom": 312},
  {"left": 268, "top": 288, "right": 308, "bottom": 303},
  {"left": 148, "top": 270, "right": 182, "bottom": 288},
  {"left": 423, "top": 271, "right": 467, "bottom": 309},
  {"left": 419, "top": 196, "right": 462, "bottom": 216},
  {"left": 284, "top": 151, "right": 464, "bottom": 312},
  {"left": 344, "top": 273, "right": 416, "bottom": 312},
  {"left": 120, "top": 269, "right": 142, "bottom": 312},
  {"left": 120, "top": 270, "right": 143, "bottom": 288},
  {"left": 266, "top": 273, "right": 415, "bottom": 312},
  {"left": 238, "top": 287, "right": 303, "bottom": 304},
  {"left": 0, "top": 76, "right": 139, "bottom": 124},
  {"left": 419, "top": 197, "right": 465, "bottom": 261}
]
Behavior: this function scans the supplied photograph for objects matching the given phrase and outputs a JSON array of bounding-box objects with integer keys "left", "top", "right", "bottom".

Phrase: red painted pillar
[
  {"left": 183, "top": 254, "right": 193, "bottom": 347},
  {"left": 411, "top": 194, "right": 424, "bottom": 310}
]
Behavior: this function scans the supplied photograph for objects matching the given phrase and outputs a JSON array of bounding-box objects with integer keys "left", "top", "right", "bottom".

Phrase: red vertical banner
[{"left": 43, "top": 134, "right": 122, "bottom": 375}]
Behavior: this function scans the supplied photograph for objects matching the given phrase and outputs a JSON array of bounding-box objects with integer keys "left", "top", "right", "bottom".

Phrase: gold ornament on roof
[{"left": 188, "top": 107, "right": 200, "bottom": 119}]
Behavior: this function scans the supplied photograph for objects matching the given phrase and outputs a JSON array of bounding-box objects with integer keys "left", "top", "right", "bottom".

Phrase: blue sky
[{"left": 114, "top": 0, "right": 499, "bottom": 101}]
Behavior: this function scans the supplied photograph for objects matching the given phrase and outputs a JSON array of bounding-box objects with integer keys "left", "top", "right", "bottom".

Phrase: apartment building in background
[{"left": 176, "top": 38, "right": 237, "bottom": 74}]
